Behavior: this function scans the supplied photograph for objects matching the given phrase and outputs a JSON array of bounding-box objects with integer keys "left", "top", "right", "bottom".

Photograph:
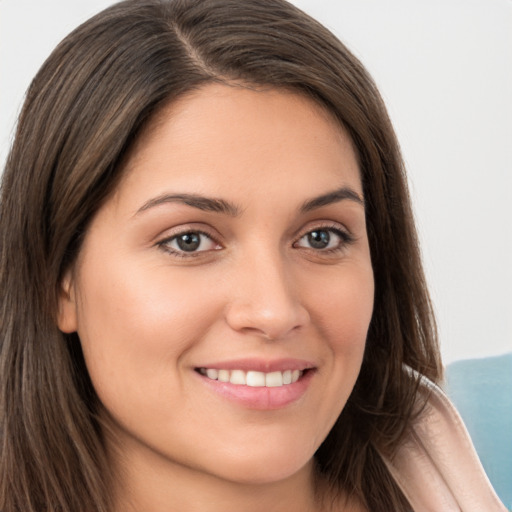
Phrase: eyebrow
[
  {"left": 300, "top": 186, "right": 364, "bottom": 212},
  {"left": 135, "top": 193, "right": 241, "bottom": 217},
  {"left": 135, "top": 186, "right": 363, "bottom": 218}
]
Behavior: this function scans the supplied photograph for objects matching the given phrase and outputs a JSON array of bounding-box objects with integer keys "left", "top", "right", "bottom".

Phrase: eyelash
[
  {"left": 157, "top": 229, "right": 220, "bottom": 258},
  {"left": 294, "top": 224, "right": 355, "bottom": 254},
  {"left": 156, "top": 224, "right": 355, "bottom": 258}
]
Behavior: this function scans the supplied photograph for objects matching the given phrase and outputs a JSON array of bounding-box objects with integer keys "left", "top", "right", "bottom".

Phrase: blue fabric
[{"left": 445, "top": 353, "right": 512, "bottom": 509}]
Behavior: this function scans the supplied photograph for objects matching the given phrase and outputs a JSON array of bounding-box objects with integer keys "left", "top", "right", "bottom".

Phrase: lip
[
  {"left": 194, "top": 358, "right": 316, "bottom": 410},
  {"left": 194, "top": 357, "right": 315, "bottom": 373}
]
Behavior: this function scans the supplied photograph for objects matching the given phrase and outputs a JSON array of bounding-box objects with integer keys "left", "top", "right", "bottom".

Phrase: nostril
[{"left": 224, "top": 300, "right": 310, "bottom": 341}]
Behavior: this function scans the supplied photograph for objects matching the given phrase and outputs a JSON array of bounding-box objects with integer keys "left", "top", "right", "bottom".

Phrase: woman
[{"left": 0, "top": 1, "right": 505, "bottom": 511}]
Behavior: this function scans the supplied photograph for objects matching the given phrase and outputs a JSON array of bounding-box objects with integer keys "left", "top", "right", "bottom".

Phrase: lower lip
[{"left": 196, "top": 370, "right": 314, "bottom": 410}]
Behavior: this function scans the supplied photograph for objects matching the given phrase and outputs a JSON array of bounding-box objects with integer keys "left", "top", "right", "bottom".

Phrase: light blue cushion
[{"left": 445, "top": 353, "right": 512, "bottom": 509}]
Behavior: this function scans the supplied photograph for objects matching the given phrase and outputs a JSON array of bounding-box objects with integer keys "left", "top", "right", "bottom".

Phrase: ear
[{"left": 57, "top": 270, "right": 78, "bottom": 333}]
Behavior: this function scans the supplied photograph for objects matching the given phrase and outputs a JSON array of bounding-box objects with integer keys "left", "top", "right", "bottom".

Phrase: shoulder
[{"left": 381, "top": 372, "right": 507, "bottom": 511}]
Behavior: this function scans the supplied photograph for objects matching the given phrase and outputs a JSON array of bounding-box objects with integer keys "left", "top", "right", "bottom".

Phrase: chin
[{"left": 203, "top": 445, "right": 315, "bottom": 486}]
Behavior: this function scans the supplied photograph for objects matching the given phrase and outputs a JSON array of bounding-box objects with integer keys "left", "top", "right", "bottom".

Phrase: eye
[
  {"left": 295, "top": 227, "right": 352, "bottom": 251},
  {"left": 158, "top": 230, "right": 220, "bottom": 255}
]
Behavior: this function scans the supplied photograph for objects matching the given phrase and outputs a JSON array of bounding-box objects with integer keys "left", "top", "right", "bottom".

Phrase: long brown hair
[{"left": 0, "top": 1, "right": 441, "bottom": 510}]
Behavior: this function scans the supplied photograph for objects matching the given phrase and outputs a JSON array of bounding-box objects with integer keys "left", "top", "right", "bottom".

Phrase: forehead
[
  {"left": 114, "top": 83, "right": 361, "bottom": 212},
  {"left": 131, "top": 83, "right": 348, "bottom": 156}
]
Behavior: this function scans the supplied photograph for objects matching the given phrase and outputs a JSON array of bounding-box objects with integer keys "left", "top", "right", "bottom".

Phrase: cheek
[
  {"left": 297, "top": 263, "right": 373, "bottom": 442},
  {"left": 73, "top": 257, "right": 222, "bottom": 401},
  {"left": 309, "top": 263, "right": 374, "bottom": 354}
]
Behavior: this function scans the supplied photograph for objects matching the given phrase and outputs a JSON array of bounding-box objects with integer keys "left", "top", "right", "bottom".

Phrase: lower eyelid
[
  {"left": 157, "top": 230, "right": 221, "bottom": 254},
  {"left": 296, "top": 226, "right": 353, "bottom": 243},
  {"left": 156, "top": 225, "right": 354, "bottom": 255}
]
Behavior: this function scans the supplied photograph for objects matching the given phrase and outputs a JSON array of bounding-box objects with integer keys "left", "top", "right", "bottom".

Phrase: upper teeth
[{"left": 198, "top": 368, "right": 303, "bottom": 387}]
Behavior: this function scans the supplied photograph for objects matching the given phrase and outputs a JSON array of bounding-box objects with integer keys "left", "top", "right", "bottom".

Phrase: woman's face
[{"left": 58, "top": 84, "right": 374, "bottom": 487}]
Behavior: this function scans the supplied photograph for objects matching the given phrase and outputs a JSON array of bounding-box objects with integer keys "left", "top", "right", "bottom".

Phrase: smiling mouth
[{"left": 196, "top": 368, "right": 306, "bottom": 387}]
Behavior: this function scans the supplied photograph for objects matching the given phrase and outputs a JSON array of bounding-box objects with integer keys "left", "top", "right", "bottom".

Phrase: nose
[{"left": 224, "top": 248, "right": 310, "bottom": 341}]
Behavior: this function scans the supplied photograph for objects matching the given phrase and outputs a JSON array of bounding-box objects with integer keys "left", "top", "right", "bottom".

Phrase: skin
[{"left": 58, "top": 84, "right": 373, "bottom": 512}]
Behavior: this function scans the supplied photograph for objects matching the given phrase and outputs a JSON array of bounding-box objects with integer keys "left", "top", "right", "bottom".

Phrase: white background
[{"left": 1, "top": 0, "right": 511, "bottom": 364}]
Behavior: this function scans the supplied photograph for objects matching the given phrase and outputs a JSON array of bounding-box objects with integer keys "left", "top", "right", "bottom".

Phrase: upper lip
[{"left": 194, "top": 358, "right": 315, "bottom": 373}]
